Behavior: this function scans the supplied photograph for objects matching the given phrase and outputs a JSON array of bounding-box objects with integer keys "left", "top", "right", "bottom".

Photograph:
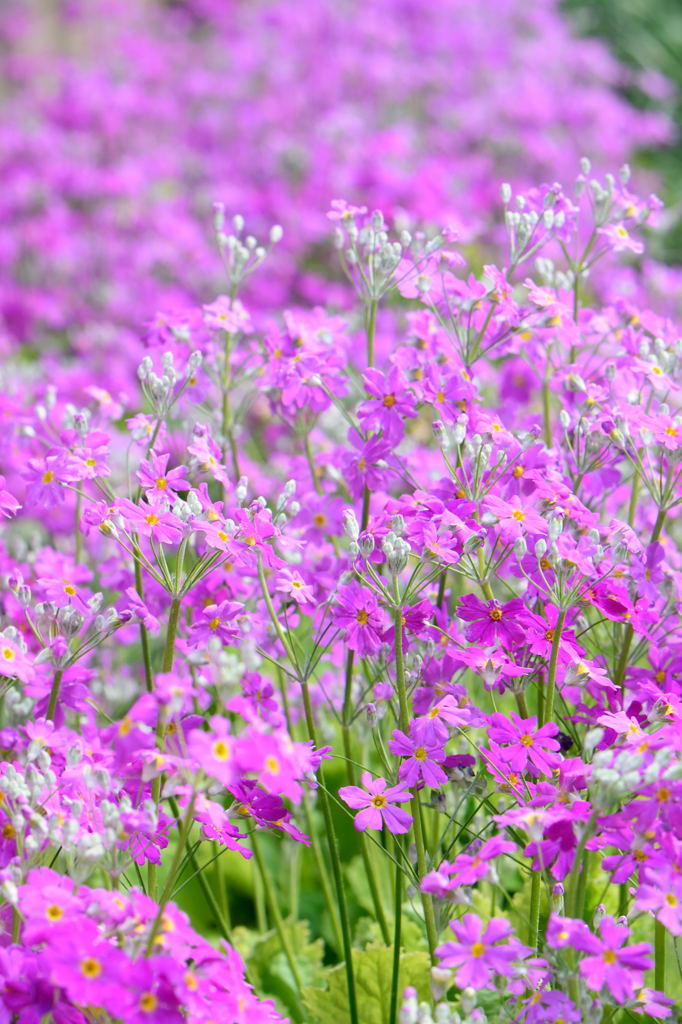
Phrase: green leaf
[
  {"left": 302, "top": 944, "right": 431, "bottom": 1024},
  {"left": 234, "top": 919, "right": 326, "bottom": 1022}
]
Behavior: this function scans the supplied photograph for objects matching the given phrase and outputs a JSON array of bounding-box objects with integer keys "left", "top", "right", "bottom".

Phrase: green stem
[
  {"left": 388, "top": 846, "right": 403, "bottom": 1024},
  {"left": 365, "top": 299, "right": 378, "bottom": 368},
  {"left": 528, "top": 871, "right": 542, "bottom": 950},
  {"left": 149, "top": 595, "right": 182, "bottom": 895},
  {"left": 341, "top": 727, "right": 391, "bottom": 944},
  {"left": 655, "top": 918, "right": 666, "bottom": 993},
  {"left": 251, "top": 830, "right": 303, "bottom": 991},
  {"left": 46, "top": 669, "right": 64, "bottom": 722},
  {"left": 134, "top": 552, "right": 154, "bottom": 693},
  {"left": 393, "top": 589, "right": 438, "bottom": 960},
  {"left": 542, "top": 372, "right": 553, "bottom": 449},
  {"left": 221, "top": 330, "right": 241, "bottom": 481},
  {"left": 162, "top": 596, "right": 182, "bottom": 673},
  {"left": 540, "top": 609, "right": 566, "bottom": 728},
  {"left": 615, "top": 507, "right": 666, "bottom": 692},
  {"left": 75, "top": 486, "right": 83, "bottom": 564},
  {"left": 566, "top": 810, "right": 599, "bottom": 921},
  {"left": 146, "top": 792, "right": 197, "bottom": 954},
  {"left": 300, "top": 680, "right": 359, "bottom": 1024}
]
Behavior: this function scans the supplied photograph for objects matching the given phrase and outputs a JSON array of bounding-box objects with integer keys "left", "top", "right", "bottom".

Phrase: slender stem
[
  {"left": 540, "top": 609, "right": 565, "bottom": 728},
  {"left": 528, "top": 870, "right": 542, "bottom": 949},
  {"left": 74, "top": 486, "right": 83, "bottom": 564},
  {"left": 542, "top": 367, "right": 553, "bottom": 450},
  {"left": 566, "top": 809, "right": 598, "bottom": 920},
  {"left": 46, "top": 669, "right": 64, "bottom": 722},
  {"left": 655, "top": 918, "right": 666, "bottom": 993},
  {"left": 341, "top": 727, "right": 391, "bottom": 944},
  {"left": 221, "top": 329, "right": 241, "bottom": 481},
  {"left": 300, "top": 680, "right": 359, "bottom": 1024},
  {"left": 250, "top": 830, "right": 303, "bottom": 991},
  {"left": 146, "top": 792, "right": 197, "bottom": 954},
  {"left": 162, "top": 596, "right": 182, "bottom": 673},
  {"left": 365, "top": 299, "right": 378, "bottom": 368},
  {"left": 615, "top": 508, "right": 666, "bottom": 692},
  {"left": 388, "top": 845, "right": 403, "bottom": 1024},
  {"left": 134, "top": 552, "right": 154, "bottom": 693},
  {"left": 393, "top": 588, "right": 438, "bottom": 960}
]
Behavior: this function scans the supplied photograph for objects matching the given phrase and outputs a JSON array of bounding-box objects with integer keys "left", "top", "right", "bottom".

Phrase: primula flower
[
  {"left": 0, "top": 475, "right": 20, "bottom": 518},
  {"left": 188, "top": 600, "right": 242, "bottom": 648},
  {"left": 435, "top": 913, "right": 528, "bottom": 989},
  {"left": 458, "top": 594, "right": 527, "bottom": 646},
  {"left": 339, "top": 771, "right": 412, "bottom": 834},
  {"left": 547, "top": 914, "right": 652, "bottom": 1002},
  {"left": 487, "top": 712, "right": 561, "bottom": 775},
  {"left": 117, "top": 498, "right": 184, "bottom": 544},
  {"left": 137, "top": 453, "right": 190, "bottom": 500},
  {"left": 388, "top": 723, "right": 447, "bottom": 788},
  {"left": 334, "top": 581, "right": 387, "bottom": 656},
  {"left": 275, "top": 567, "right": 315, "bottom": 605},
  {"left": 358, "top": 365, "right": 416, "bottom": 440}
]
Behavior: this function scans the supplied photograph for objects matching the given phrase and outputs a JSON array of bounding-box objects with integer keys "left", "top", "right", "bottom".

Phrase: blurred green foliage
[{"left": 567, "top": 0, "right": 682, "bottom": 263}]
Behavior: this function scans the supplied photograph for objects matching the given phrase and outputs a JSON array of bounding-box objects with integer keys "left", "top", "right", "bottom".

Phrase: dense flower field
[{"left": 0, "top": 1, "right": 681, "bottom": 1022}]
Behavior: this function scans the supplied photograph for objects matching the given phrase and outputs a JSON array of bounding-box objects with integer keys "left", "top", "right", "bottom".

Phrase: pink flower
[
  {"left": 136, "top": 453, "right": 190, "bottom": 500},
  {"left": 547, "top": 915, "right": 652, "bottom": 1002},
  {"left": 487, "top": 712, "right": 561, "bottom": 775},
  {"left": 388, "top": 724, "right": 447, "bottom": 788},
  {"left": 275, "top": 567, "right": 315, "bottom": 605},
  {"left": 435, "top": 913, "right": 528, "bottom": 989},
  {"left": 188, "top": 600, "right": 242, "bottom": 648},
  {"left": 339, "top": 771, "right": 412, "bottom": 834},
  {"left": 334, "top": 581, "right": 387, "bottom": 656},
  {"left": 458, "top": 594, "right": 527, "bottom": 646},
  {"left": 116, "top": 498, "right": 184, "bottom": 544}
]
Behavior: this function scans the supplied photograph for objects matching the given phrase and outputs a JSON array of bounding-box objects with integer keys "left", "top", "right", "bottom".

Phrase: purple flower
[
  {"left": 487, "top": 712, "right": 561, "bottom": 775},
  {"left": 339, "top": 771, "right": 413, "bottom": 834},
  {"left": 547, "top": 914, "right": 653, "bottom": 1002},
  {"left": 435, "top": 913, "right": 528, "bottom": 989},
  {"left": 458, "top": 594, "right": 527, "bottom": 646},
  {"left": 334, "top": 581, "right": 387, "bottom": 656},
  {"left": 388, "top": 723, "right": 447, "bottom": 788}
]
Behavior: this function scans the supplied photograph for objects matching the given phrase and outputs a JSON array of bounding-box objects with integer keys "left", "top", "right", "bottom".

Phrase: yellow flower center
[
  {"left": 383, "top": 394, "right": 396, "bottom": 408},
  {"left": 603, "top": 950, "right": 617, "bottom": 965},
  {"left": 520, "top": 734, "right": 534, "bottom": 747},
  {"left": 471, "top": 942, "right": 486, "bottom": 957},
  {"left": 370, "top": 794, "right": 387, "bottom": 809},
  {"left": 42, "top": 470, "right": 55, "bottom": 484},
  {"left": 356, "top": 609, "right": 369, "bottom": 625},
  {"left": 208, "top": 617, "right": 221, "bottom": 630},
  {"left": 46, "top": 904, "right": 63, "bottom": 921},
  {"left": 145, "top": 514, "right": 160, "bottom": 526},
  {"left": 155, "top": 477, "right": 167, "bottom": 489},
  {"left": 489, "top": 608, "right": 503, "bottom": 621},
  {"left": 211, "top": 740, "right": 230, "bottom": 761},
  {"left": 140, "top": 993, "right": 158, "bottom": 1012},
  {"left": 80, "top": 957, "right": 102, "bottom": 979},
  {"left": 511, "top": 509, "right": 525, "bottom": 521},
  {"left": 414, "top": 747, "right": 427, "bottom": 761}
]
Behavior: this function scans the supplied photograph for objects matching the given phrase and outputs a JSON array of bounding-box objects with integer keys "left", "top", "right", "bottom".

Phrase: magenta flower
[
  {"left": 388, "top": 724, "right": 447, "bottom": 788},
  {"left": 117, "top": 498, "right": 184, "bottom": 544},
  {"left": 435, "top": 913, "right": 528, "bottom": 989},
  {"left": 339, "top": 771, "right": 413, "bottom": 834},
  {"left": 358, "top": 365, "right": 416, "bottom": 441},
  {"left": 334, "top": 581, "right": 387, "bottom": 656},
  {"left": 188, "top": 600, "right": 242, "bottom": 648},
  {"left": 0, "top": 476, "right": 20, "bottom": 519},
  {"left": 547, "top": 914, "right": 652, "bottom": 1002},
  {"left": 458, "top": 594, "right": 527, "bottom": 646},
  {"left": 136, "top": 452, "right": 190, "bottom": 500},
  {"left": 487, "top": 712, "right": 561, "bottom": 775}
]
